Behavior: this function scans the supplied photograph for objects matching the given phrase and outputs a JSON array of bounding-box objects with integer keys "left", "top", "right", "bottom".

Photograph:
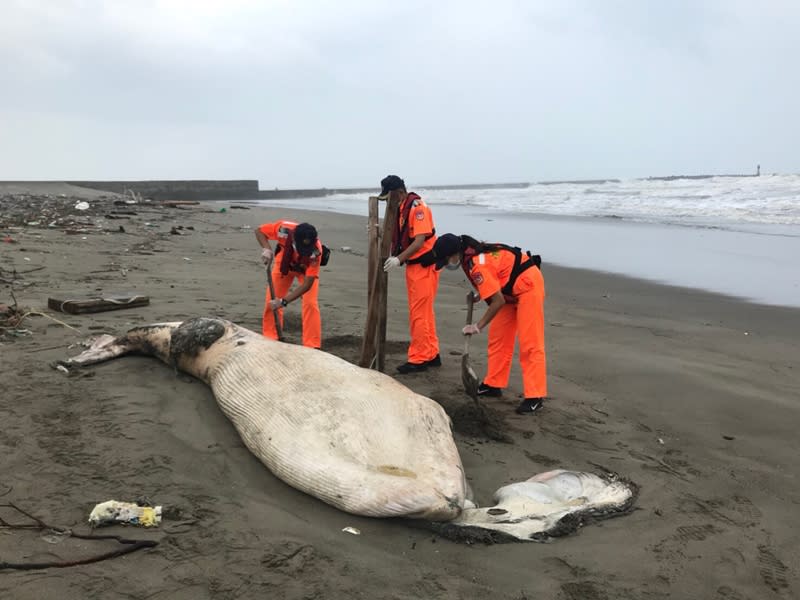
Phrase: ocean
[{"left": 250, "top": 175, "right": 800, "bottom": 308}]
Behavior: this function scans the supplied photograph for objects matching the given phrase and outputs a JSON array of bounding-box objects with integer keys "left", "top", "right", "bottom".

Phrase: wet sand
[{"left": 1, "top": 190, "right": 799, "bottom": 599}]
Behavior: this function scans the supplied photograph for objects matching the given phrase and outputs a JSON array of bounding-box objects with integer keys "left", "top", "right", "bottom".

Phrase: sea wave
[{"left": 253, "top": 174, "right": 800, "bottom": 227}]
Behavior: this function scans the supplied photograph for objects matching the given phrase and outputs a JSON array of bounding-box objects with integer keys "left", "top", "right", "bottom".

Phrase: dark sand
[{"left": 1, "top": 187, "right": 799, "bottom": 599}]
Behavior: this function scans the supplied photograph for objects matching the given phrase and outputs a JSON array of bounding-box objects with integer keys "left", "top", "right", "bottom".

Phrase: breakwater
[{"left": 67, "top": 180, "right": 259, "bottom": 200}]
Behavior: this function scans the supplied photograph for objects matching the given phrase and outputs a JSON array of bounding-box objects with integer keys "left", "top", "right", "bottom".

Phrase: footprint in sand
[
  {"left": 678, "top": 494, "right": 762, "bottom": 528},
  {"left": 673, "top": 523, "right": 722, "bottom": 542},
  {"left": 757, "top": 545, "right": 790, "bottom": 594},
  {"left": 716, "top": 585, "right": 751, "bottom": 600}
]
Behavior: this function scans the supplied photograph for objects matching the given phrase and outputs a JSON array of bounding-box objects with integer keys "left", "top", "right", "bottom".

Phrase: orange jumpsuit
[
  {"left": 399, "top": 196, "right": 440, "bottom": 364},
  {"left": 468, "top": 249, "right": 547, "bottom": 398},
  {"left": 258, "top": 220, "right": 322, "bottom": 348}
]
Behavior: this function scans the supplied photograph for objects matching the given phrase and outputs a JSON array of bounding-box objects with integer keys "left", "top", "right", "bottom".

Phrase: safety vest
[
  {"left": 392, "top": 192, "right": 435, "bottom": 257},
  {"left": 462, "top": 244, "right": 541, "bottom": 304},
  {"left": 275, "top": 224, "right": 327, "bottom": 275}
]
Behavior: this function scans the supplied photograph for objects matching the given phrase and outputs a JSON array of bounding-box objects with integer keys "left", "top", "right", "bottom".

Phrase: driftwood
[
  {"left": 48, "top": 293, "right": 149, "bottom": 315},
  {"left": 162, "top": 201, "right": 200, "bottom": 208},
  {"left": 1, "top": 290, "right": 80, "bottom": 337}
]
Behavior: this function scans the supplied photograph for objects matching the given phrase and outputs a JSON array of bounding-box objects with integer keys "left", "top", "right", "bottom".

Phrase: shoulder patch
[
  {"left": 415, "top": 210, "right": 425, "bottom": 221},
  {"left": 473, "top": 271, "right": 484, "bottom": 285}
]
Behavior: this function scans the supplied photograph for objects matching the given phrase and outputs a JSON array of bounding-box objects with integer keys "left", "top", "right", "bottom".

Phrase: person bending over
[
  {"left": 432, "top": 233, "right": 547, "bottom": 414},
  {"left": 255, "top": 220, "right": 323, "bottom": 349}
]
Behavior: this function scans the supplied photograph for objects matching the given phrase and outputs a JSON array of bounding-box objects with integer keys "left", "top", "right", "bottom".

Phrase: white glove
[
  {"left": 462, "top": 323, "right": 481, "bottom": 336},
  {"left": 383, "top": 256, "right": 402, "bottom": 271},
  {"left": 268, "top": 298, "right": 285, "bottom": 311},
  {"left": 260, "top": 247, "right": 274, "bottom": 264}
]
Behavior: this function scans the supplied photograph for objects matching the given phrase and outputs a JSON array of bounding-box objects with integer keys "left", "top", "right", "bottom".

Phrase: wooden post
[
  {"left": 359, "top": 196, "right": 382, "bottom": 367},
  {"left": 376, "top": 195, "right": 400, "bottom": 371},
  {"left": 359, "top": 193, "right": 400, "bottom": 370},
  {"left": 366, "top": 196, "right": 379, "bottom": 296}
]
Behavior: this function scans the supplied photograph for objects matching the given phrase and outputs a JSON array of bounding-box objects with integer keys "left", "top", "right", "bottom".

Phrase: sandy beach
[{"left": 1, "top": 186, "right": 799, "bottom": 599}]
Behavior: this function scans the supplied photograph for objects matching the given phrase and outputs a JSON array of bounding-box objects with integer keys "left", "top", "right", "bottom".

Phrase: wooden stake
[
  {"left": 359, "top": 193, "right": 399, "bottom": 370},
  {"left": 366, "top": 196, "right": 379, "bottom": 296},
  {"left": 376, "top": 195, "right": 400, "bottom": 371}
]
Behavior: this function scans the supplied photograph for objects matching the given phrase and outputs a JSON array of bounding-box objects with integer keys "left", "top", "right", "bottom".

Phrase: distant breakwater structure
[
  {"left": 646, "top": 164, "right": 762, "bottom": 182},
  {"left": 0, "top": 180, "right": 530, "bottom": 201},
  {"left": 0, "top": 166, "right": 764, "bottom": 202}
]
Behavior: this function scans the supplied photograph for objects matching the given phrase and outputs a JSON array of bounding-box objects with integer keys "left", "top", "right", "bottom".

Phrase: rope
[{"left": 0, "top": 502, "right": 159, "bottom": 571}]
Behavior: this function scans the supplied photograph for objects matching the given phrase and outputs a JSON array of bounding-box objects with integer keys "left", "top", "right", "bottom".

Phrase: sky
[{"left": 1, "top": 0, "right": 799, "bottom": 188}]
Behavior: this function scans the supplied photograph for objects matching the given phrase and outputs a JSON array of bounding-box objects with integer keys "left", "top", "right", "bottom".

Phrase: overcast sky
[{"left": 1, "top": 0, "right": 798, "bottom": 188}]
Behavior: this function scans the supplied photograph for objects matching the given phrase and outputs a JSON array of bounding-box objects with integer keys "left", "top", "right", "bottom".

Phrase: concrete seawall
[
  {"left": 68, "top": 180, "right": 259, "bottom": 200},
  {"left": 1, "top": 180, "right": 530, "bottom": 201}
]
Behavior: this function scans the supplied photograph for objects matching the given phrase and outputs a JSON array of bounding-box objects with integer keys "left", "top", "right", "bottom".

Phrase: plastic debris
[
  {"left": 89, "top": 500, "right": 162, "bottom": 527},
  {"left": 75, "top": 201, "right": 90, "bottom": 211},
  {"left": 341, "top": 526, "right": 361, "bottom": 535}
]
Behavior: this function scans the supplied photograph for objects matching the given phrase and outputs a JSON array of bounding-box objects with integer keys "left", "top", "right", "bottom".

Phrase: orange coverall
[
  {"left": 258, "top": 220, "right": 322, "bottom": 348},
  {"left": 468, "top": 249, "right": 547, "bottom": 398},
  {"left": 400, "top": 197, "right": 440, "bottom": 364}
]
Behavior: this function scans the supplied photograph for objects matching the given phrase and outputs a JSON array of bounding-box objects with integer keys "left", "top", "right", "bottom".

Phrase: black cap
[
  {"left": 378, "top": 175, "right": 406, "bottom": 199},
  {"left": 431, "top": 233, "right": 463, "bottom": 270},
  {"left": 293, "top": 222, "right": 318, "bottom": 256}
]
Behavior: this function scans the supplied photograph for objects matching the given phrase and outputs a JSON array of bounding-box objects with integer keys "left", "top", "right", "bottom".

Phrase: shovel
[
  {"left": 265, "top": 264, "right": 285, "bottom": 342},
  {"left": 462, "top": 291, "right": 480, "bottom": 400},
  {"left": 461, "top": 293, "right": 512, "bottom": 444}
]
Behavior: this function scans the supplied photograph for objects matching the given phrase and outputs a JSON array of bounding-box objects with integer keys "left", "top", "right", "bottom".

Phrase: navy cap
[
  {"left": 293, "top": 222, "right": 318, "bottom": 256},
  {"left": 378, "top": 175, "right": 406, "bottom": 199},
  {"left": 431, "top": 233, "right": 463, "bottom": 270}
]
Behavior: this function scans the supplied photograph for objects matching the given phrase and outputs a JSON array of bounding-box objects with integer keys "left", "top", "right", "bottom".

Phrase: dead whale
[{"left": 56, "top": 317, "right": 636, "bottom": 542}]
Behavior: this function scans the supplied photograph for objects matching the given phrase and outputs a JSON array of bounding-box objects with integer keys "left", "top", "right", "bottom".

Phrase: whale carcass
[{"left": 57, "top": 317, "right": 636, "bottom": 542}]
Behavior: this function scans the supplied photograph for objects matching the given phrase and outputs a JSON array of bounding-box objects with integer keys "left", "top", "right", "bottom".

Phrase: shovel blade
[{"left": 461, "top": 353, "right": 480, "bottom": 400}]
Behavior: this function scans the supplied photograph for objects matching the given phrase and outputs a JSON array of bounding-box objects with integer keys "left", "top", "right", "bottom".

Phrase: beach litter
[
  {"left": 341, "top": 526, "right": 361, "bottom": 535},
  {"left": 48, "top": 293, "right": 150, "bottom": 315},
  {"left": 0, "top": 501, "right": 159, "bottom": 570},
  {"left": 74, "top": 201, "right": 90, "bottom": 211},
  {"left": 89, "top": 500, "right": 162, "bottom": 527}
]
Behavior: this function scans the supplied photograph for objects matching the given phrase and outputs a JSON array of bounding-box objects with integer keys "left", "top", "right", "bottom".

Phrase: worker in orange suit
[
  {"left": 432, "top": 233, "right": 547, "bottom": 414},
  {"left": 380, "top": 175, "right": 441, "bottom": 374},
  {"left": 255, "top": 220, "right": 322, "bottom": 349}
]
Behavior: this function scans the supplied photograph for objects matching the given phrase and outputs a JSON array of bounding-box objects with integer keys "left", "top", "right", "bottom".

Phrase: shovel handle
[
  {"left": 265, "top": 264, "right": 284, "bottom": 341},
  {"left": 464, "top": 292, "right": 475, "bottom": 353}
]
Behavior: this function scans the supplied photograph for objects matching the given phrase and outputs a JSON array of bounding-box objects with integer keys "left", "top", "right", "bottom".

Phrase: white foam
[{"left": 251, "top": 174, "right": 800, "bottom": 227}]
